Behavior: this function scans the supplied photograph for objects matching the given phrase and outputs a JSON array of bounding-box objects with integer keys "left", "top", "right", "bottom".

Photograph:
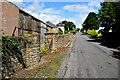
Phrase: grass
[
  {"left": 25, "top": 47, "right": 68, "bottom": 78},
  {"left": 40, "top": 45, "right": 48, "bottom": 57}
]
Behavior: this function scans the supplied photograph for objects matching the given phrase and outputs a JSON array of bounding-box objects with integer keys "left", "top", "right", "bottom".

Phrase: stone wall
[
  {"left": 45, "top": 32, "right": 73, "bottom": 51},
  {"left": 23, "top": 33, "right": 41, "bottom": 67},
  {"left": 2, "top": 33, "right": 41, "bottom": 78}
]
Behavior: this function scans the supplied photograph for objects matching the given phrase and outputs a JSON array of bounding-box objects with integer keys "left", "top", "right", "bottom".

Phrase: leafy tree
[
  {"left": 76, "top": 28, "right": 80, "bottom": 32},
  {"left": 98, "top": 2, "right": 120, "bottom": 32},
  {"left": 82, "top": 12, "right": 99, "bottom": 31},
  {"left": 61, "top": 21, "right": 69, "bottom": 31},
  {"left": 80, "top": 28, "right": 84, "bottom": 33},
  {"left": 61, "top": 21, "right": 76, "bottom": 31}
]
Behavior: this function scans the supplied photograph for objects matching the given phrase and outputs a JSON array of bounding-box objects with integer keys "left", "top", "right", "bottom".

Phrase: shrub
[
  {"left": 64, "top": 30, "right": 68, "bottom": 34},
  {"left": 70, "top": 30, "right": 77, "bottom": 34},
  {"left": 91, "top": 30, "right": 98, "bottom": 36},
  {"left": 40, "top": 45, "right": 47, "bottom": 57},
  {"left": 87, "top": 30, "right": 98, "bottom": 37},
  {"left": 97, "top": 33, "right": 102, "bottom": 37},
  {"left": 58, "top": 31, "right": 63, "bottom": 35},
  {"left": 87, "top": 30, "right": 93, "bottom": 35},
  {"left": 71, "top": 30, "right": 76, "bottom": 33}
]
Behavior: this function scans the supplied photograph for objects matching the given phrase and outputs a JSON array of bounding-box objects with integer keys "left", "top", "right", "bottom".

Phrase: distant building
[
  {"left": 56, "top": 23, "right": 65, "bottom": 33},
  {"left": 45, "top": 21, "right": 61, "bottom": 35}
]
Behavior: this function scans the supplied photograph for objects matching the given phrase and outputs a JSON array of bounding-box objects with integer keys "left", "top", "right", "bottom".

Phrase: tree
[
  {"left": 98, "top": 2, "right": 120, "bottom": 32},
  {"left": 82, "top": 12, "right": 99, "bottom": 31},
  {"left": 76, "top": 28, "right": 80, "bottom": 32},
  {"left": 61, "top": 21, "right": 76, "bottom": 31},
  {"left": 61, "top": 21, "right": 69, "bottom": 31},
  {"left": 80, "top": 27, "right": 84, "bottom": 33}
]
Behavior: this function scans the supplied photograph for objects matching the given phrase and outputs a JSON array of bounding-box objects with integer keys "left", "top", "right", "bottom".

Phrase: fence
[{"left": 45, "top": 32, "right": 73, "bottom": 51}]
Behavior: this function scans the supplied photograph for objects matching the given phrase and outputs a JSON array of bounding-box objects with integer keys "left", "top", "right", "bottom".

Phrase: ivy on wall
[{"left": 2, "top": 36, "right": 28, "bottom": 69}]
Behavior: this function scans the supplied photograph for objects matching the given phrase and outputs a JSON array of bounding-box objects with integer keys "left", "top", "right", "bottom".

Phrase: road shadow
[
  {"left": 87, "top": 38, "right": 103, "bottom": 43},
  {"left": 87, "top": 39, "right": 120, "bottom": 60},
  {"left": 87, "top": 38, "right": 120, "bottom": 50},
  {"left": 81, "top": 33, "right": 85, "bottom": 35},
  {"left": 111, "top": 51, "right": 120, "bottom": 60}
]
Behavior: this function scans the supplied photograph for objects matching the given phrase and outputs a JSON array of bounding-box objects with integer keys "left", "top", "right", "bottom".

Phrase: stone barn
[{"left": 0, "top": 0, "right": 48, "bottom": 36}]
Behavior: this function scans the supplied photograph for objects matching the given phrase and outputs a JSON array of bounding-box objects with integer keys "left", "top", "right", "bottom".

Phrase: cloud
[
  {"left": 25, "top": 2, "right": 44, "bottom": 13},
  {"left": 41, "top": 8, "right": 62, "bottom": 14},
  {"left": 63, "top": 4, "right": 98, "bottom": 13},
  {"left": 7, "top": 0, "right": 23, "bottom": 2},
  {"left": 23, "top": 9, "right": 64, "bottom": 24},
  {"left": 24, "top": 2, "right": 62, "bottom": 15},
  {"left": 78, "top": 14, "right": 88, "bottom": 22},
  {"left": 88, "top": 1, "right": 100, "bottom": 7},
  {"left": 62, "top": 3, "right": 100, "bottom": 28},
  {"left": 7, "top": 0, "right": 25, "bottom": 7}
]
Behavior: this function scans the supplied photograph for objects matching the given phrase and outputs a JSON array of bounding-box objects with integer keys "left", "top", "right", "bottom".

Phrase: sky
[{"left": 7, "top": 0, "right": 104, "bottom": 29}]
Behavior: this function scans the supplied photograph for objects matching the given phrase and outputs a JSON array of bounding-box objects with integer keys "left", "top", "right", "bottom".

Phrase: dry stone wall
[
  {"left": 23, "top": 33, "right": 41, "bottom": 67},
  {"left": 45, "top": 32, "right": 73, "bottom": 51},
  {"left": 2, "top": 33, "right": 41, "bottom": 78}
]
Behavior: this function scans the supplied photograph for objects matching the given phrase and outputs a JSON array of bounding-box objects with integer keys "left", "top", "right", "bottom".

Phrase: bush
[
  {"left": 68, "top": 30, "right": 77, "bottom": 34},
  {"left": 40, "top": 45, "right": 47, "bottom": 57},
  {"left": 64, "top": 30, "right": 68, "bottom": 34},
  {"left": 58, "top": 31, "right": 63, "bottom": 35},
  {"left": 87, "top": 30, "right": 93, "bottom": 35},
  {"left": 87, "top": 30, "right": 98, "bottom": 37},
  {"left": 97, "top": 33, "right": 102, "bottom": 37},
  {"left": 91, "top": 30, "right": 98, "bottom": 36}
]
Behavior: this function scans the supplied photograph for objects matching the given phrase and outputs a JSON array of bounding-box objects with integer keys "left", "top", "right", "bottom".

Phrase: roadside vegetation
[
  {"left": 10, "top": 47, "right": 68, "bottom": 78},
  {"left": 57, "top": 20, "right": 80, "bottom": 35},
  {"left": 40, "top": 45, "right": 48, "bottom": 57},
  {"left": 81, "top": 1, "right": 120, "bottom": 49}
]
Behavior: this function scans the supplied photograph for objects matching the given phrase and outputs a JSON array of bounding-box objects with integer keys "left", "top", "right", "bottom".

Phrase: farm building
[{"left": 0, "top": 0, "right": 49, "bottom": 36}]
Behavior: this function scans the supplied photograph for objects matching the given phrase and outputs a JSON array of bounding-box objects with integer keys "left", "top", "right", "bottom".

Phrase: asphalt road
[{"left": 58, "top": 33, "right": 118, "bottom": 78}]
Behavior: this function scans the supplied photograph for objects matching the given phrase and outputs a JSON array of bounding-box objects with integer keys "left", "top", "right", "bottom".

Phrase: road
[{"left": 58, "top": 33, "right": 118, "bottom": 78}]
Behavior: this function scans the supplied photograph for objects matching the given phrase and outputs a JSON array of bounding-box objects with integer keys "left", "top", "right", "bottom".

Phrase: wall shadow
[{"left": 87, "top": 39, "right": 120, "bottom": 60}]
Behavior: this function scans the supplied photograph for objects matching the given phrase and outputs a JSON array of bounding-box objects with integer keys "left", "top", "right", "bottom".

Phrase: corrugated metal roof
[{"left": 46, "top": 21, "right": 58, "bottom": 28}]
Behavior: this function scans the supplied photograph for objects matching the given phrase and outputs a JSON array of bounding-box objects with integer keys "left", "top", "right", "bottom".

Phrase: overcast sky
[{"left": 7, "top": 0, "right": 103, "bottom": 29}]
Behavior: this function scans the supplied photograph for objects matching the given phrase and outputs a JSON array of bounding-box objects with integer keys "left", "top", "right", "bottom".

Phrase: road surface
[{"left": 58, "top": 33, "right": 118, "bottom": 78}]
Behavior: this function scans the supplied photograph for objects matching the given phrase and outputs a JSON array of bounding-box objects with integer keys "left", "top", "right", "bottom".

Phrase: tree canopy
[
  {"left": 61, "top": 20, "right": 76, "bottom": 31},
  {"left": 76, "top": 28, "right": 80, "bottom": 32},
  {"left": 82, "top": 12, "right": 99, "bottom": 31},
  {"left": 98, "top": 2, "right": 120, "bottom": 32}
]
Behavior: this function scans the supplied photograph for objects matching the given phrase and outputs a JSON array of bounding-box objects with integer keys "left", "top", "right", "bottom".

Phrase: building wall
[
  {"left": 18, "top": 9, "right": 41, "bottom": 35},
  {"left": 0, "top": 2, "right": 2, "bottom": 32},
  {"left": 58, "top": 26, "right": 65, "bottom": 33},
  {"left": 1, "top": 1, "right": 42, "bottom": 36},
  {"left": 2, "top": 1, "right": 19, "bottom": 36}
]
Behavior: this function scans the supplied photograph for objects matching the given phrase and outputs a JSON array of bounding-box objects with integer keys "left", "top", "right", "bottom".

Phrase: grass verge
[{"left": 10, "top": 47, "right": 68, "bottom": 78}]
